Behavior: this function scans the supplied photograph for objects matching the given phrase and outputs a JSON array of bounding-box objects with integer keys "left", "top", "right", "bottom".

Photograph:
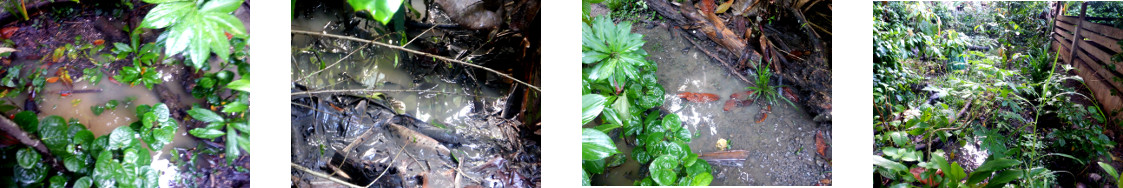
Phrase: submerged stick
[
  {"left": 699, "top": 150, "right": 750, "bottom": 167},
  {"left": 291, "top": 162, "right": 364, "bottom": 188},
  {"left": 291, "top": 30, "right": 540, "bottom": 91}
]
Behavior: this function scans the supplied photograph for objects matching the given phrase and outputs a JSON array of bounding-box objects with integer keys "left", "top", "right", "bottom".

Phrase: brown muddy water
[{"left": 590, "top": 24, "right": 831, "bottom": 186}]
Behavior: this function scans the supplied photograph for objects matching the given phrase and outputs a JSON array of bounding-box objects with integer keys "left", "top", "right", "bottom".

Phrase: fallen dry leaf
[
  {"left": 1, "top": 27, "right": 17, "bottom": 39},
  {"left": 715, "top": 0, "right": 734, "bottom": 14},
  {"left": 816, "top": 131, "right": 828, "bottom": 157},
  {"left": 678, "top": 92, "right": 720, "bottom": 103},
  {"left": 0, "top": 47, "right": 16, "bottom": 54}
]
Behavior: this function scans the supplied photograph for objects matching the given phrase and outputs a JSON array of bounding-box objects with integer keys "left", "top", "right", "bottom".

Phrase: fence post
[{"left": 1068, "top": 2, "right": 1087, "bottom": 64}]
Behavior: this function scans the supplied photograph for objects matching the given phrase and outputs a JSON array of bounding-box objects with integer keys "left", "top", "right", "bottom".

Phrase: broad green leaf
[
  {"left": 13, "top": 110, "right": 37, "bottom": 131},
  {"left": 582, "top": 169, "right": 591, "bottom": 186},
  {"left": 984, "top": 170, "right": 1023, "bottom": 188},
  {"left": 187, "top": 107, "right": 225, "bottom": 123},
  {"left": 74, "top": 176, "right": 93, "bottom": 188},
  {"left": 611, "top": 93, "right": 632, "bottom": 125},
  {"left": 38, "top": 116, "right": 69, "bottom": 153},
  {"left": 1100, "top": 162, "right": 1119, "bottom": 180},
  {"left": 582, "top": 159, "right": 606, "bottom": 174},
  {"left": 649, "top": 155, "right": 679, "bottom": 185},
  {"left": 189, "top": 127, "right": 226, "bottom": 139},
  {"left": 347, "top": 0, "right": 404, "bottom": 25},
  {"left": 662, "top": 113, "right": 681, "bottom": 132},
  {"left": 199, "top": 0, "right": 243, "bottom": 13},
  {"left": 187, "top": 13, "right": 213, "bottom": 68},
  {"left": 974, "top": 158, "right": 1021, "bottom": 174},
  {"left": 16, "top": 147, "right": 40, "bottom": 169},
  {"left": 153, "top": 103, "right": 171, "bottom": 123},
  {"left": 226, "top": 77, "right": 250, "bottom": 92},
  {"left": 237, "top": 133, "right": 250, "bottom": 153},
  {"left": 64, "top": 155, "right": 87, "bottom": 173},
  {"left": 873, "top": 155, "right": 907, "bottom": 172},
  {"left": 226, "top": 126, "right": 240, "bottom": 163},
  {"left": 594, "top": 124, "right": 621, "bottom": 133},
  {"left": 581, "top": 128, "right": 617, "bottom": 160},
  {"left": 108, "top": 126, "right": 136, "bottom": 150},
  {"left": 93, "top": 151, "right": 116, "bottom": 187},
  {"left": 581, "top": 94, "right": 607, "bottom": 125},
  {"left": 691, "top": 173, "right": 714, "bottom": 186},
  {"left": 203, "top": 13, "right": 247, "bottom": 38},
  {"left": 14, "top": 161, "right": 46, "bottom": 185},
  {"left": 141, "top": 2, "right": 194, "bottom": 29},
  {"left": 222, "top": 101, "right": 249, "bottom": 113}
]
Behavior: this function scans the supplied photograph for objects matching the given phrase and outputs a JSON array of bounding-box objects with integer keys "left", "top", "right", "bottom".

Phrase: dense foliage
[
  {"left": 581, "top": 15, "right": 711, "bottom": 186},
  {"left": 874, "top": 2, "right": 1113, "bottom": 187},
  {"left": 8, "top": 104, "right": 174, "bottom": 187}
]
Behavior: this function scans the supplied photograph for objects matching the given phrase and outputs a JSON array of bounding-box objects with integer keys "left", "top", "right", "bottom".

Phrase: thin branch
[
  {"left": 294, "top": 41, "right": 372, "bottom": 83},
  {"left": 679, "top": 31, "right": 753, "bottom": 84},
  {"left": 290, "top": 89, "right": 478, "bottom": 98},
  {"left": 366, "top": 144, "right": 408, "bottom": 187},
  {"left": 292, "top": 30, "right": 540, "bottom": 91},
  {"left": 291, "top": 162, "right": 365, "bottom": 188}
]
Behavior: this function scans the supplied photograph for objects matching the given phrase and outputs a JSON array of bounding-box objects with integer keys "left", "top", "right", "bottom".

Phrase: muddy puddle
[
  {"left": 591, "top": 25, "right": 830, "bottom": 186},
  {"left": 291, "top": 1, "right": 540, "bottom": 187}
]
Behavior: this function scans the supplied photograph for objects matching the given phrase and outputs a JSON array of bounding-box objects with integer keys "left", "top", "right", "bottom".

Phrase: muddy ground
[{"left": 0, "top": 1, "right": 250, "bottom": 187}]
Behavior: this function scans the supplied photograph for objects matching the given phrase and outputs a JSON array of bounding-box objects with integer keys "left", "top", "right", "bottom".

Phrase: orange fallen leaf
[
  {"left": 1, "top": 27, "right": 17, "bottom": 39},
  {"left": 93, "top": 39, "right": 104, "bottom": 45},
  {"left": 46, "top": 77, "right": 58, "bottom": 83},
  {"left": 678, "top": 92, "right": 720, "bottom": 103},
  {"left": 715, "top": 0, "right": 734, "bottom": 14},
  {"left": 816, "top": 131, "right": 828, "bottom": 158}
]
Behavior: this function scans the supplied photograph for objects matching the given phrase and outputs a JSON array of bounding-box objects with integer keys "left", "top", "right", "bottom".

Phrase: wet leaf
[
  {"left": 582, "top": 169, "right": 591, "bottom": 186},
  {"left": 873, "top": 155, "right": 908, "bottom": 172},
  {"left": 187, "top": 106, "right": 225, "bottom": 123},
  {"left": 346, "top": 0, "right": 404, "bottom": 25},
  {"left": 582, "top": 94, "right": 607, "bottom": 125},
  {"left": 105, "top": 99, "right": 118, "bottom": 110},
  {"left": 690, "top": 172, "right": 713, "bottom": 186},
  {"left": 985, "top": 170, "right": 1023, "bottom": 188},
  {"left": 649, "top": 155, "right": 678, "bottom": 185},
  {"left": 222, "top": 101, "right": 248, "bottom": 113},
  {"left": 14, "top": 110, "right": 38, "bottom": 133},
  {"left": 662, "top": 113, "right": 681, "bottom": 133},
  {"left": 594, "top": 124, "right": 621, "bottom": 133},
  {"left": 64, "top": 155, "right": 87, "bottom": 173},
  {"left": 715, "top": 0, "right": 734, "bottom": 14},
  {"left": 49, "top": 176, "right": 66, "bottom": 188},
  {"left": 14, "top": 160, "right": 46, "bottom": 185},
  {"left": 226, "top": 76, "right": 250, "bottom": 92},
  {"left": 17, "top": 147, "right": 40, "bottom": 169},
  {"left": 226, "top": 126, "right": 240, "bottom": 163},
  {"left": 38, "top": 116, "right": 70, "bottom": 153},
  {"left": 73, "top": 177, "right": 92, "bottom": 188},
  {"left": 582, "top": 159, "right": 605, "bottom": 174},
  {"left": 141, "top": 1, "right": 194, "bottom": 29},
  {"left": 108, "top": 126, "right": 135, "bottom": 150},
  {"left": 1100, "top": 162, "right": 1119, "bottom": 180},
  {"left": 581, "top": 128, "right": 617, "bottom": 160},
  {"left": 91, "top": 105, "right": 105, "bottom": 116},
  {"left": 93, "top": 151, "right": 118, "bottom": 187},
  {"left": 189, "top": 127, "right": 225, "bottom": 139}
]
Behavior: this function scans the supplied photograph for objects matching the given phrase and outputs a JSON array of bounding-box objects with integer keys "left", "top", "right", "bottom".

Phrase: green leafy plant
[
  {"left": 187, "top": 105, "right": 249, "bottom": 163},
  {"left": 345, "top": 0, "right": 404, "bottom": 25},
  {"left": 583, "top": 15, "right": 649, "bottom": 91},
  {"left": 8, "top": 103, "right": 175, "bottom": 187},
  {"left": 581, "top": 15, "right": 709, "bottom": 186},
  {"left": 745, "top": 62, "right": 796, "bottom": 108},
  {"left": 1099, "top": 162, "right": 1123, "bottom": 188},
  {"left": 140, "top": 0, "right": 248, "bottom": 70}
]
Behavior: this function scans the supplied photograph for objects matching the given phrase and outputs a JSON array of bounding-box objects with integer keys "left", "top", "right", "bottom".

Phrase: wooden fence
[{"left": 1050, "top": 2, "right": 1123, "bottom": 120}]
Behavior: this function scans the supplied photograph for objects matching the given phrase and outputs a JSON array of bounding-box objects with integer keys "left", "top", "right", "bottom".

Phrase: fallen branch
[
  {"left": 680, "top": 31, "right": 753, "bottom": 84},
  {"left": 291, "top": 30, "right": 540, "bottom": 91},
  {"left": 291, "top": 162, "right": 364, "bottom": 188},
  {"left": 293, "top": 40, "right": 372, "bottom": 83},
  {"left": 0, "top": 116, "right": 67, "bottom": 173}
]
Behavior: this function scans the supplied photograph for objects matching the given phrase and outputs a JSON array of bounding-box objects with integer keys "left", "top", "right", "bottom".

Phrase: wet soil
[
  {"left": 590, "top": 23, "right": 831, "bottom": 186},
  {"left": 0, "top": 1, "right": 250, "bottom": 187}
]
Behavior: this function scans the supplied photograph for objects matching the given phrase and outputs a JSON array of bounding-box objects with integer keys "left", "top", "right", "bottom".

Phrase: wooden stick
[
  {"left": 291, "top": 30, "right": 540, "bottom": 91},
  {"left": 680, "top": 32, "right": 753, "bottom": 85},
  {"left": 0, "top": 116, "right": 67, "bottom": 173},
  {"left": 291, "top": 162, "right": 364, "bottom": 188}
]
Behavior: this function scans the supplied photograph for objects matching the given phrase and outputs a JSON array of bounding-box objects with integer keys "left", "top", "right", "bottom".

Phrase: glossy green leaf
[
  {"left": 73, "top": 176, "right": 93, "bottom": 188},
  {"left": 64, "top": 155, "right": 87, "bottom": 173},
  {"left": 141, "top": 2, "right": 194, "bottom": 29},
  {"left": 583, "top": 159, "right": 606, "bottom": 174},
  {"left": 226, "top": 126, "right": 240, "bottom": 163},
  {"left": 14, "top": 160, "right": 46, "bottom": 185},
  {"left": 14, "top": 110, "right": 38, "bottom": 131},
  {"left": 17, "top": 147, "right": 40, "bottom": 169},
  {"left": 189, "top": 127, "right": 226, "bottom": 139},
  {"left": 38, "top": 116, "right": 69, "bottom": 153},
  {"left": 188, "top": 107, "right": 225, "bottom": 123},
  {"left": 49, "top": 175, "right": 66, "bottom": 188},
  {"left": 1100, "top": 162, "right": 1119, "bottom": 180},
  {"left": 690, "top": 172, "right": 713, "bottom": 186},
  {"left": 346, "top": 0, "right": 404, "bottom": 25},
  {"left": 582, "top": 169, "right": 592, "bottom": 186},
  {"left": 199, "top": 0, "right": 243, "bottom": 13},
  {"left": 649, "top": 155, "right": 678, "bottom": 185},
  {"left": 594, "top": 124, "right": 621, "bottom": 133},
  {"left": 108, "top": 126, "right": 136, "bottom": 150},
  {"left": 581, "top": 94, "right": 606, "bottom": 125},
  {"left": 153, "top": 103, "right": 171, "bottom": 123},
  {"left": 984, "top": 170, "right": 1023, "bottom": 188},
  {"left": 222, "top": 101, "right": 249, "bottom": 113},
  {"left": 93, "top": 151, "right": 117, "bottom": 187},
  {"left": 581, "top": 128, "right": 617, "bottom": 160},
  {"left": 226, "top": 77, "right": 250, "bottom": 92},
  {"left": 873, "top": 155, "right": 908, "bottom": 172}
]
